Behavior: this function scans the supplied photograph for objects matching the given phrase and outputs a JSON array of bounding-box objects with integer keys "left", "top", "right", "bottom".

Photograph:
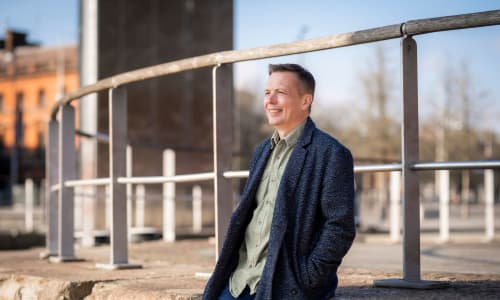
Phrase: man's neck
[{"left": 276, "top": 118, "right": 308, "bottom": 139}]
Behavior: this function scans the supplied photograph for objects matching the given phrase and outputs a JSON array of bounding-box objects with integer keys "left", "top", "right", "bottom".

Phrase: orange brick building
[{"left": 0, "top": 30, "right": 78, "bottom": 203}]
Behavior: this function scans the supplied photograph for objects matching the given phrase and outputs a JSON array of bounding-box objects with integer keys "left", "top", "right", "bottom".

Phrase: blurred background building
[
  {"left": 0, "top": 30, "right": 78, "bottom": 205},
  {"left": 0, "top": 1, "right": 498, "bottom": 240}
]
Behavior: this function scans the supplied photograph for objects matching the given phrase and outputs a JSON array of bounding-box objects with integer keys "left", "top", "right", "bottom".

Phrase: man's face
[{"left": 264, "top": 71, "right": 311, "bottom": 136}]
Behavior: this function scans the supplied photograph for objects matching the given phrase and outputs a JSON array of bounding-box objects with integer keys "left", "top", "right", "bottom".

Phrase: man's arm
[{"left": 300, "top": 146, "right": 356, "bottom": 289}]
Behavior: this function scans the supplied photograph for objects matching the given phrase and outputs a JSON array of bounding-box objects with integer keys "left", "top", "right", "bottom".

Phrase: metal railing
[{"left": 44, "top": 10, "right": 500, "bottom": 287}]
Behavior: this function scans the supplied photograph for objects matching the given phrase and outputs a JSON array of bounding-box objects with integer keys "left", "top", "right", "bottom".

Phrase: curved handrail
[{"left": 50, "top": 9, "right": 500, "bottom": 120}]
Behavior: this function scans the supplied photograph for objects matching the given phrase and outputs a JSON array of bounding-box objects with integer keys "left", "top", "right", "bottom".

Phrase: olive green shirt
[{"left": 229, "top": 122, "right": 305, "bottom": 297}]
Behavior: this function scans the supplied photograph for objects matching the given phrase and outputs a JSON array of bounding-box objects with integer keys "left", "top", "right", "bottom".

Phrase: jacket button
[{"left": 290, "top": 288, "right": 297, "bottom": 295}]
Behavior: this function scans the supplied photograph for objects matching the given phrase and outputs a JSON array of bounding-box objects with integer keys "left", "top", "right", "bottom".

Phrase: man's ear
[{"left": 303, "top": 94, "right": 313, "bottom": 110}]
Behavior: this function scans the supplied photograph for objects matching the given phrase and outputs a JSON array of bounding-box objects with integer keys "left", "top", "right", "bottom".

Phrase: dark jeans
[{"left": 218, "top": 284, "right": 255, "bottom": 300}]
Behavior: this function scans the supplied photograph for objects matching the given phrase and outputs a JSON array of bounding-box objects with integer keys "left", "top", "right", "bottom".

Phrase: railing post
[
  {"left": 212, "top": 64, "right": 234, "bottom": 259},
  {"left": 126, "top": 145, "right": 133, "bottom": 238},
  {"left": 374, "top": 36, "right": 448, "bottom": 289},
  {"left": 438, "top": 170, "right": 450, "bottom": 242},
  {"left": 135, "top": 184, "right": 146, "bottom": 228},
  {"left": 400, "top": 35, "right": 421, "bottom": 282},
  {"left": 484, "top": 169, "right": 495, "bottom": 241},
  {"left": 42, "top": 120, "right": 59, "bottom": 258},
  {"left": 163, "top": 149, "right": 176, "bottom": 242},
  {"left": 192, "top": 185, "right": 203, "bottom": 233},
  {"left": 96, "top": 86, "right": 140, "bottom": 269},
  {"left": 50, "top": 104, "right": 79, "bottom": 262},
  {"left": 25, "top": 178, "right": 34, "bottom": 232},
  {"left": 389, "top": 171, "right": 401, "bottom": 242}
]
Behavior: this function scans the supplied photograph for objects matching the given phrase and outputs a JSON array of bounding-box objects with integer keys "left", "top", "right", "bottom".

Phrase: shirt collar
[{"left": 270, "top": 120, "right": 307, "bottom": 150}]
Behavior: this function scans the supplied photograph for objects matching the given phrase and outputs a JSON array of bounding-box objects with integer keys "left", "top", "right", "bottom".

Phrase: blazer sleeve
[{"left": 300, "top": 146, "right": 356, "bottom": 289}]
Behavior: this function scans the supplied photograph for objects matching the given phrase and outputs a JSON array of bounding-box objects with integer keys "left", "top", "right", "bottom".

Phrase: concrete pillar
[{"left": 79, "top": 0, "right": 99, "bottom": 248}]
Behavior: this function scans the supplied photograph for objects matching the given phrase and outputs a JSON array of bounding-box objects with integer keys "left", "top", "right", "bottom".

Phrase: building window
[
  {"left": 38, "top": 89, "right": 46, "bottom": 108},
  {"left": 16, "top": 92, "right": 23, "bottom": 111}
]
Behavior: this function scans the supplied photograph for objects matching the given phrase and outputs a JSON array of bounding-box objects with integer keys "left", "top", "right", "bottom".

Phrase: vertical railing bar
[
  {"left": 401, "top": 36, "right": 421, "bottom": 281},
  {"left": 212, "top": 64, "right": 233, "bottom": 260},
  {"left": 126, "top": 145, "right": 133, "bottom": 240},
  {"left": 96, "top": 86, "right": 140, "bottom": 270},
  {"left": 212, "top": 64, "right": 222, "bottom": 259},
  {"left": 50, "top": 105, "right": 80, "bottom": 263},
  {"left": 374, "top": 36, "right": 449, "bottom": 289},
  {"left": 41, "top": 119, "right": 59, "bottom": 258}
]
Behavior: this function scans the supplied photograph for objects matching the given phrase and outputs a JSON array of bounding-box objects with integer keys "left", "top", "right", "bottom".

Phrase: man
[{"left": 203, "top": 64, "right": 355, "bottom": 300}]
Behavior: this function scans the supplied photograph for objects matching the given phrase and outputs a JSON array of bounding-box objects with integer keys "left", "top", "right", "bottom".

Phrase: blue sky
[{"left": 1, "top": 0, "right": 499, "bottom": 130}]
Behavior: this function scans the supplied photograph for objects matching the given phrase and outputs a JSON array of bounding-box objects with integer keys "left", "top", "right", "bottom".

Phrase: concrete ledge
[
  {"left": 0, "top": 275, "right": 95, "bottom": 300},
  {"left": 373, "top": 278, "right": 450, "bottom": 289},
  {"left": 1, "top": 239, "right": 500, "bottom": 299}
]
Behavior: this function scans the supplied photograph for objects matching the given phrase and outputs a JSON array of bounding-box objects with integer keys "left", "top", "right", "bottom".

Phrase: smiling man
[{"left": 203, "top": 64, "right": 356, "bottom": 300}]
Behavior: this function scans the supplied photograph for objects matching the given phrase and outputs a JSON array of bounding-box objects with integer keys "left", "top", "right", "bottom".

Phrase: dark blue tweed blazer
[{"left": 203, "top": 117, "right": 356, "bottom": 300}]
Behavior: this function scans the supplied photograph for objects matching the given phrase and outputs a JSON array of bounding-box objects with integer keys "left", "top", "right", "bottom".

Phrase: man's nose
[{"left": 267, "top": 93, "right": 277, "bottom": 103}]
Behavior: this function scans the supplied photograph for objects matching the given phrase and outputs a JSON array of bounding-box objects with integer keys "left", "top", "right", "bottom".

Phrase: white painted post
[
  {"left": 126, "top": 145, "right": 133, "bottom": 237},
  {"left": 484, "top": 169, "right": 495, "bottom": 241},
  {"left": 192, "top": 185, "right": 202, "bottom": 233},
  {"left": 81, "top": 186, "right": 96, "bottom": 247},
  {"left": 105, "top": 185, "right": 111, "bottom": 230},
  {"left": 135, "top": 184, "right": 145, "bottom": 228},
  {"left": 163, "top": 149, "right": 176, "bottom": 242},
  {"left": 25, "top": 178, "right": 34, "bottom": 232},
  {"left": 389, "top": 171, "right": 401, "bottom": 242},
  {"left": 74, "top": 186, "right": 83, "bottom": 231},
  {"left": 439, "top": 169, "right": 450, "bottom": 242}
]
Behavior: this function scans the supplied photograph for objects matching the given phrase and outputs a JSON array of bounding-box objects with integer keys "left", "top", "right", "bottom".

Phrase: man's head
[{"left": 264, "top": 63, "right": 315, "bottom": 137}]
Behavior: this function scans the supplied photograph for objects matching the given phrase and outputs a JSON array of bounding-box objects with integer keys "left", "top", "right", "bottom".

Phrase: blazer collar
[{"left": 297, "top": 117, "right": 315, "bottom": 149}]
